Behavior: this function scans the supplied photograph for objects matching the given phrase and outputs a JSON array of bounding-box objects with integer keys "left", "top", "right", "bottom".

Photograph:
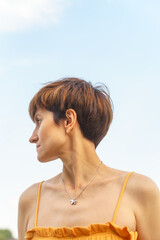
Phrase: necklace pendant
[{"left": 70, "top": 199, "right": 76, "bottom": 205}]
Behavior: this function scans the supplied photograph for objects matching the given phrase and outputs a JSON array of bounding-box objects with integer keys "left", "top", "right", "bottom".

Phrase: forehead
[
  {"left": 35, "top": 107, "right": 43, "bottom": 114},
  {"left": 33, "top": 107, "right": 54, "bottom": 121},
  {"left": 33, "top": 107, "right": 45, "bottom": 121}
]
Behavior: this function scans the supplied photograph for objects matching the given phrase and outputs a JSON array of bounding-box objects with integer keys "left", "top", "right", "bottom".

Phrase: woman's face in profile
[{"left": 29, "top": 108, "right": 67, "bottom": 163}]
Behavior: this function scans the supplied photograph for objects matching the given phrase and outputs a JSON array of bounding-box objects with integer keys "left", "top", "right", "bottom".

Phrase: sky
[{"left": 0, "top": 0, "right": 160, "bottom": 238}]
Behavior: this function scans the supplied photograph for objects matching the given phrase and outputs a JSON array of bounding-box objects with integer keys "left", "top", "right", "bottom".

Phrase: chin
[{"left": 37, "top": 155, "right": 58, "bottom": 163}]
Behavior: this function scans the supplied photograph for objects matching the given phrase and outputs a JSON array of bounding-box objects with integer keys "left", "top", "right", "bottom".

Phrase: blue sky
[{"left": 0, "top": 0, "right": 160, "bottom": 238}]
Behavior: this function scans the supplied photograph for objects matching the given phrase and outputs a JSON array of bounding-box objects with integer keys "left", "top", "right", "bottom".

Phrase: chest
[{"left": 27, "top": 182, "right": 136, "bottom": 231}]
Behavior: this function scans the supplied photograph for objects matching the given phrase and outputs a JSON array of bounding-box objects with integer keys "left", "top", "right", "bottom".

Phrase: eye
[{"left": 35, "top": 118, "right": 41, "bottom": 125}]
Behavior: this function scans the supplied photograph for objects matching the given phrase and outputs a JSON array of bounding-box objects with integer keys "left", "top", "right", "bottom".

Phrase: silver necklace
[{"left": 61, "top": 161, "right": 103, "bottom": 205}]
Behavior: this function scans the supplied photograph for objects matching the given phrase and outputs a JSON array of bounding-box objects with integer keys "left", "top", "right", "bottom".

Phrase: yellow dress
[{"left": 25, "top": 172, "right": 138, "bottom": 240}]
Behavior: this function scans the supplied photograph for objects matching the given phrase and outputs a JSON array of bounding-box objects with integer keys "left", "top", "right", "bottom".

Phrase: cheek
[
  {"left": 38, "top": 126, "right": 46, "bottom": 141},
  {"left": 40, "top": 125, "right": 66, "bottom": 146},
  {"left": 37, "top": 128, "right": 66, "bottom": 162},
  {"left": 50, "top": 129, "right": 66, "bottom": 145}
]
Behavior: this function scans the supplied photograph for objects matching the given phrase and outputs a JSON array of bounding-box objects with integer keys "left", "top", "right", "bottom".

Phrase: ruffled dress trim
[{"left": 25, "top": 221, "right": 138, "bottom": 239}]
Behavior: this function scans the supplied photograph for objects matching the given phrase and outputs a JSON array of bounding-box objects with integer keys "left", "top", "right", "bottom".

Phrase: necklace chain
[{"left": 61, "top": 161, "right": 103, "bottom": 205}]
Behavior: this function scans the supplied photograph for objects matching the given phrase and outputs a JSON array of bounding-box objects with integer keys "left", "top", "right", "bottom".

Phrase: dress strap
[
  {"left": 35, "top": 180, "right": 45, "bottom": 227},
  {"left": 112, "top": 172, "right": 134, "bottom": 224}
]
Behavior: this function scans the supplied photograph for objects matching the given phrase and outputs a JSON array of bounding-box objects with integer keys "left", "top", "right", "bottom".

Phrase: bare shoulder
[
  {"left": 17, "top": 175, "right": 60, "bottom": 239},
  {"left": 18, "top": 181, "right": 41, "bottom": 240},
  {"left": 18, "top": 181, "right": 41, "bottom": 211},
  {"left": 128, "top": 172, "right": 160, "bottom": 201},
  {"left": 128, "top": 172, "right": 160, "bottom": 240}
]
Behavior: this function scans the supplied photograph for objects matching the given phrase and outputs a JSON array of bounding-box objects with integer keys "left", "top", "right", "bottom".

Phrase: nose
[{"left": 29, "top": 129, "right": 38, "bottom": 143}]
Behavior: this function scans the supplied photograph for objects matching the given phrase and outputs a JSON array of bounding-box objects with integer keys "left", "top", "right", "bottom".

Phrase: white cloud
[{"left": 0, "top": 0, "right": 71, "bottom": 32}]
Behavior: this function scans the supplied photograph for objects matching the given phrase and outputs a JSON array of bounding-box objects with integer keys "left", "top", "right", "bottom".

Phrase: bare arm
[
  {"left": 17, "top": 183, "right": 39, "bottom": 240},
  {"left": 133, "top": 174, "right": 160, "bottom": 240},
  {"left": 17, "top": 191, "right": 29, "bottom": 240}
]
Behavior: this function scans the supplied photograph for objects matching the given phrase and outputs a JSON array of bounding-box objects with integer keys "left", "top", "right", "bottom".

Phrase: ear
[{"left": 65, "top": 109, "right": 77, "bottom": 133}]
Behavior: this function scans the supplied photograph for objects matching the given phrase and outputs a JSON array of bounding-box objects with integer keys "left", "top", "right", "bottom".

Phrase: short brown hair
[{"left": 29, "top": 77, "right": 113, "bottom": 148}]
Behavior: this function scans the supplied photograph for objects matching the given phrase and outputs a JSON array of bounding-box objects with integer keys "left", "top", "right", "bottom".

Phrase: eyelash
[{"left": 35, "top": 118, "right": 41, "bottom": 125}]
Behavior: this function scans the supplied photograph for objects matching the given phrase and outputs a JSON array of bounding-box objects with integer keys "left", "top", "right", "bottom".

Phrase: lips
[{"left": 36, "top": 145, "right": 40, "bottom": 149}]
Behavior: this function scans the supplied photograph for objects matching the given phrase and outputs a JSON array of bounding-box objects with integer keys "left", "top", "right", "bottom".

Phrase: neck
[{"left": 60, "top": 137, "right": 103, "bottom": 193}]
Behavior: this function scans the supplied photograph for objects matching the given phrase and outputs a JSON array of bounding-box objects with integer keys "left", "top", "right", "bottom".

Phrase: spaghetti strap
[
  {"left": 112, "top": 172, "right": 134, "bottom": 224},
  {"left": 35, "top": 180, "right": 45, "bottom": 228}
]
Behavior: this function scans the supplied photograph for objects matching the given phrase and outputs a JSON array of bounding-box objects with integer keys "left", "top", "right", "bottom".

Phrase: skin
[{"left": 18, "top": 107, "right": 160, "bottom": 240}]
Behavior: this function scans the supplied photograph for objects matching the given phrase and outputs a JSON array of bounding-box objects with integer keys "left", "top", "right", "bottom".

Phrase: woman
[{"left": 18, "top": 77, "right": 160, "bottom": 240}]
